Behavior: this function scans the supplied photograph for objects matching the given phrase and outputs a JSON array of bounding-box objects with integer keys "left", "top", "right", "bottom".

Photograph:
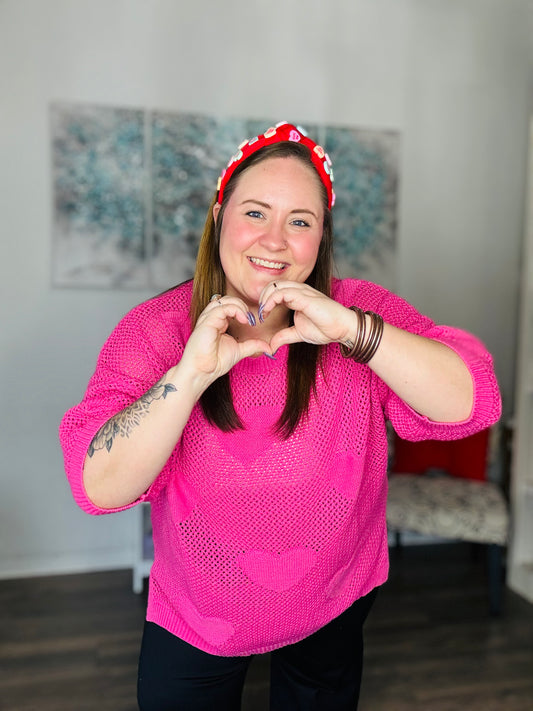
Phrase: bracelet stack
[{"left": 340, "top": 306, "right": 384, "bottom": 364}]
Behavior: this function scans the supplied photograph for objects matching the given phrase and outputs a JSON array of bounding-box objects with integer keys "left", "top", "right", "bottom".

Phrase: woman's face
[{"left": 213, "top": 156, "right": 324, "bottom": 306}]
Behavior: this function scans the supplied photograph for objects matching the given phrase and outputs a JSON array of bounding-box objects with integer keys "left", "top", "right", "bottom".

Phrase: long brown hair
[{"left": 191, "top": 141, "right": 334, "bottom": 438}]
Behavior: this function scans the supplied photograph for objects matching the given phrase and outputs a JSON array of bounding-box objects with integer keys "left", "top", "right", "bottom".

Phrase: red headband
[{"left": 216, "top": 121, "right": 335, "bottom": 209}]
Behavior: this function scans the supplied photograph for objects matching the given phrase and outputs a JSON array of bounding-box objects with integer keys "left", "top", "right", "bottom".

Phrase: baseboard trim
[{"left": 0, "top": 548, "right": 134, "bottom": 580}]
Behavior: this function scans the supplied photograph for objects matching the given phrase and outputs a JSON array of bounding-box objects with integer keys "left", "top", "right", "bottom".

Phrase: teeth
[{"left": 249, "top": 257, "right": 286, "bottom": 269}]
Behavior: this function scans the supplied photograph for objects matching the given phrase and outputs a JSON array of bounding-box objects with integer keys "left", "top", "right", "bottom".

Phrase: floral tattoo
[{"left": 88, "top": 379, "right": 177, "bottom": 457}]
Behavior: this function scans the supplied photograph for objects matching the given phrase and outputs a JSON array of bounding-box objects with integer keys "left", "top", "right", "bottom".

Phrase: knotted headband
[{"left": 216, "top": 121, "right": 336, "bottom": 209}]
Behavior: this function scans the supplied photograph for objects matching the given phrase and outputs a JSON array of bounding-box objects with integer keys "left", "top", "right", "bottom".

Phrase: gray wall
[{"left": 1, "top": 0, "right": 532, "bottom": 578}]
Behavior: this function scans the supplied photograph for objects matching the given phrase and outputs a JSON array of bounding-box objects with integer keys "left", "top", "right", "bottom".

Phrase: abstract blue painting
[
  {"left": 51, "top": 104, "right": 399, "bottom": 290},
  {"left": 51, "top": 103, "right": 147, "bottom": 288}
]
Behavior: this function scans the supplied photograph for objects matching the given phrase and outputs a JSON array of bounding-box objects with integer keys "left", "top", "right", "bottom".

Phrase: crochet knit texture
[{"left": 60, "top": 278, "right": 501, "bottom": 656}]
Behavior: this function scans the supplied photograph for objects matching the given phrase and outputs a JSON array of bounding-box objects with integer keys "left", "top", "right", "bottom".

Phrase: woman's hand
[
  {"left": 258, "top": 280, "right": 474, "bottom": 423},
  {"left": 82, "top": 294, "right": 273, "bottom": 509},
  {"left": 258, "top": 281, "right": 355, "bottom": 353},
  {"left": 180, "top": 295, "right": 273, "bottom": 386}
]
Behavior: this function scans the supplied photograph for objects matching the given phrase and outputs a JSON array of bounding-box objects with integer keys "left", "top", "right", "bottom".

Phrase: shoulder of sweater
[
  {"left": 331, "top": 278, "right": 437, "bottom": 333},
  {"left": 124, "top": 280, "right": 192, "bottom": 322},
  {"left": 331, "top": 277, "right": 393, "bottom": 307},
  {"left": 105, "top": 280, "right": 193, "bottom": 347}
]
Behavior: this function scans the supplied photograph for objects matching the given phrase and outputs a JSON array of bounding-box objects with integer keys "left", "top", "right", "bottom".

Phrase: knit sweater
[{"left": 59, "top": 278, "right": 501, "bottom": 656}]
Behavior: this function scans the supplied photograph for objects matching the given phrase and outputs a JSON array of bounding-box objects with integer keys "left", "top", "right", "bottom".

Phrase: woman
[{"left": 60, "top": 121, "right": 501, "bottom": 710}]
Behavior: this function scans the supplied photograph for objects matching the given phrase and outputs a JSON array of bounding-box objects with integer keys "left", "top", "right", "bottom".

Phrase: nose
[{"left": 258, "top": 221, "right": 287, "bottom": 251}]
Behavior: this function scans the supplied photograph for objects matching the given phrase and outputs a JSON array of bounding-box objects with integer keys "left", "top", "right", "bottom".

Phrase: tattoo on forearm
[{"left": 88, "top": 379, "right": 177, "bottom": 457}]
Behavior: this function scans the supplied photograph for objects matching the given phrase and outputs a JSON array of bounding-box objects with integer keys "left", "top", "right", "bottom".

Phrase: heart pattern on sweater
[
  {"left": 238, "top": 547, "right": 317, "bottom": 592},
  {"left": 325, "top": 559, "right": 354, "bottom": 599},
  {"left": 330, "top": 452, "right": 365, "bottom": 499},
  {"left": 179, "top": 595, "right": 235, "bottom": 647},
  {"left": 216, "top": 406, "right": 278, "bottom": 466}
]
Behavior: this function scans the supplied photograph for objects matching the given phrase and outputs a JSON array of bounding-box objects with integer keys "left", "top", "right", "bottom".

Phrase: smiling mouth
[{"left": 248, "top": 256, "right": 288, "bottom": 270}]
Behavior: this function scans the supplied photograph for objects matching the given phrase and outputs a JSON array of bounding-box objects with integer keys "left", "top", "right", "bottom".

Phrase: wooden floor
[{"left": 1, "top": 543, "right": 532, "bottom": 710}]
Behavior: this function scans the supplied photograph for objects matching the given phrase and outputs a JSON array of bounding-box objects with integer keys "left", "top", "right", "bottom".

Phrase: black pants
[{"left": 137, "top": 587, "right": 377, "bottom": 711}]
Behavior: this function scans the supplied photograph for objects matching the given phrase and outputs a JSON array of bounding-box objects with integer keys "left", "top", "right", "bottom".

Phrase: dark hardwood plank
[
  {"left": 359, "top": 544, "right": 533, "bottom": 711},
  {"left": 0, "top": 570, "right": 146, "bottom": 711},
  {"left": 1, "top": 544, "right": 532, "bottom": 710}
]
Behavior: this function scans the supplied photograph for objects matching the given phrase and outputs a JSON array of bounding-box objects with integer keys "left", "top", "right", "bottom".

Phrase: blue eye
[
  {"left": 292, "top": 219, "right": 310, "bottom": 227},
  {"left": 246, "top": 210, "right": 263, "bottom": 219}
]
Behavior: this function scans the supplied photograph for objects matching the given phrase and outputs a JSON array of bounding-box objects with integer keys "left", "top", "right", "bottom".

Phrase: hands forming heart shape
[{"left": 184, "top": 281, "right": 356, "bottom": 385}]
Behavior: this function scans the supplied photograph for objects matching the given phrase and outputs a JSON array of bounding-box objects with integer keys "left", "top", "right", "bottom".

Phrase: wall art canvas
[
  {"left": 51, "top": 104, "right": 400, "bottom": 290},
  {"left": 51, "top": 103, "right": 147, "bottom": 288}
]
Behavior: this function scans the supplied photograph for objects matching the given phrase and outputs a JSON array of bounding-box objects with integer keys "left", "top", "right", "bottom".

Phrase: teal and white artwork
[
  {"left": 51, "top": 103, "right": 146, "bottom": 288},
  {"left": 51, "top": 104, "right": 399, "bottom": 290}
]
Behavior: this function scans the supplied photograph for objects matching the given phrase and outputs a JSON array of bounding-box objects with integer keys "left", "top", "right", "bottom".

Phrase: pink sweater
[{"left": 59, "top": 278, "right": 501, "bottom": 656}]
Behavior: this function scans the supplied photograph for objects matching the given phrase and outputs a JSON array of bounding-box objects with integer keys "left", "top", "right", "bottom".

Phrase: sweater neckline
[{"left": 231, "top": 345, "right": 288, "bottom": 375}]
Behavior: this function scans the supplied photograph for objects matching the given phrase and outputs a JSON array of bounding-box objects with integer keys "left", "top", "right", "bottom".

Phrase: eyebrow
[{"left": 240, "top": 199, "right": 318, "bottom": 220}]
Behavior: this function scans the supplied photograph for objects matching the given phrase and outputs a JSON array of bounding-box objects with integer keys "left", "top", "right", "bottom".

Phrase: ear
[{"left": 212, "top": 202, "right": 221, "bottom": 224}]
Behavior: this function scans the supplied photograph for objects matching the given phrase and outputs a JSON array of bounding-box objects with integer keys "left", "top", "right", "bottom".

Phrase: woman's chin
[{"left": 240, "top": 286, "right": 264, "bottom": 308}]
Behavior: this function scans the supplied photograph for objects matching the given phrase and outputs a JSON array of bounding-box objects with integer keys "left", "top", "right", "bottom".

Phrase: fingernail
[
  {"left": 247, "top": 311, "right": 256, "bottom": 326},
  {"left": 258, "top": 303, "right": 265, "bottom": 323},
  {"left": 263, "top": 352, "right": 276, "bottom": 360}
]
